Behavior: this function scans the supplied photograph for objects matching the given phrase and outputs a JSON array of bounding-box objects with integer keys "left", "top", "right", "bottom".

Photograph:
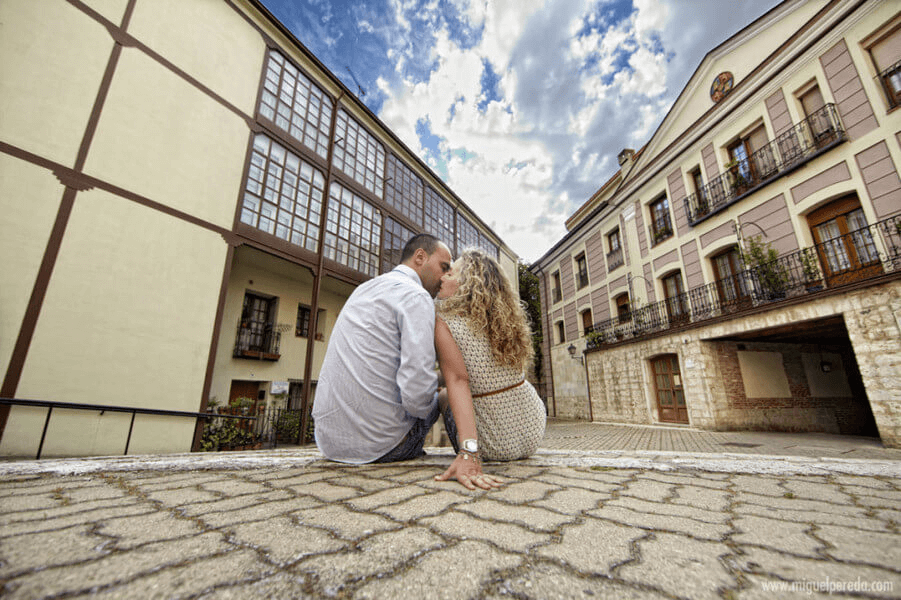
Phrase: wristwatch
[{"left": 462, "top": 438, "right": 478, "bottom": 454}]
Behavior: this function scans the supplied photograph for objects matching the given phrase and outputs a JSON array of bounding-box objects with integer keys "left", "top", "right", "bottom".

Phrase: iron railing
[
  {"left": 233, "top": 321, "right": 285, "bottom": 360},
  {"left": 607, "top": 247, "right": 624, "bottom": 271},
  {"left": 586, "top": 215, "right": 901, "bottom": 349},
  {"left": 685, "top": 103, "right": 846, "bottom": 225},
  {"left": 0, "top": 398, "right": 255, "bottom": 459}
]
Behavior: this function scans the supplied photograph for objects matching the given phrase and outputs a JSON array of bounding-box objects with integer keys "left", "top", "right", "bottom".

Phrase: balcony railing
[
  {"left": 234, "top": 321, "right": 287, "bottom": 360},
  {"left": 607, "top": 247, "right": 624, "bottom": 271},
  {"left": 649, "top": 224, "right": 673, "bottom": 247},
  {"left": 586, "top": 215, "right": 901, "bottom": 349},
  {"left": 685, "top": 103, "right": 846, "bottom": 225}
]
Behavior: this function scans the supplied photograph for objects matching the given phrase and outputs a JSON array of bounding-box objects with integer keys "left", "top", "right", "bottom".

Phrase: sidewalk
[{"left": 1, "top": 421, "right": 899, "bottom": 599}]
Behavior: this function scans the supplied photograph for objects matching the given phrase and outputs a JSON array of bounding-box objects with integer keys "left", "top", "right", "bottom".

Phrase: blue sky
[{"left": 260, "top": 0, "right": 782, "bottom": 261}]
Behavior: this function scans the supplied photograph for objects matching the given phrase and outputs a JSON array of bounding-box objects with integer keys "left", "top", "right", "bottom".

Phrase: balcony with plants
[
  {"left": 586, "top": 214, "right": 901, "bottom": 349},
  {"left": 685, "top": 103, "right": 846, "bottom": 225},
  {"left": 233, "top": 321, "right": 291, "bottom": 360}
]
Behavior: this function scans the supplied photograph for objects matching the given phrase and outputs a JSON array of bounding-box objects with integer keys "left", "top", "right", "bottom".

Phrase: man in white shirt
[{"left": 313, "top": 234, "right": 453, "bottom": 463}]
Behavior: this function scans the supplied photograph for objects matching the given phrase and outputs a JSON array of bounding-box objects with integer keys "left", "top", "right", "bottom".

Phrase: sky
[{"left": 259, "top": 0, "right": 784, "bottom": 262}]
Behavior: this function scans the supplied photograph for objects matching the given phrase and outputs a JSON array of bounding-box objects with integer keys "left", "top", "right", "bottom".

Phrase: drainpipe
[{"left": 298, "top": 89, "right": 345, "bottom": 445}]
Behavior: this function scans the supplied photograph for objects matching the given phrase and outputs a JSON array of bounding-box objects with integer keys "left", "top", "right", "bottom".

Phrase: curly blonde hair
[{"left": 438, "top": 249, "right": 533, "bottom": 369}]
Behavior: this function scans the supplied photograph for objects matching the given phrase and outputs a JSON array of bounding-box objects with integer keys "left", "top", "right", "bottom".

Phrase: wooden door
[{"left": 651, "top": 355, "right": 688, "bottom": 424}]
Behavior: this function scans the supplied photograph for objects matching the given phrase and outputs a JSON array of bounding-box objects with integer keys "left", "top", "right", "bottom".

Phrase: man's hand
[{"left": 434, "top": 453, "right": 503, "bottom": 490}]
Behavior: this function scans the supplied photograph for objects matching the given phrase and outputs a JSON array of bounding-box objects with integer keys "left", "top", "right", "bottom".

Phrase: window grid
[
  {"left": 477, "top": 234, "right": 499, "bottom": 260},
  {"left": 333, "top": 110, "right": 385, "bottom": 198},
  {"left": 240, "top": 134, "right": 324, "bottom": 252},
  {"left": 385, "top": 155, "right": 423, "bottom": 225},
  {"left": 324, "top": 182, "right": 382, "bottom": 277},
  {"left": 259, "top": 51, "right": 331, "bottom": 159},
  {"left": 423, "top": 186, "right": 454, "bottom": 247},
  {"left": 382, "top": 217, "right": 415, "bottom": 274},
  {"left": 457, "top": 215, "right": 480, "bottom": 252}
]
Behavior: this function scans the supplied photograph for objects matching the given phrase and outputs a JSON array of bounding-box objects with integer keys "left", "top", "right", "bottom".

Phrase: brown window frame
[
  {"left": 556, "top": 320, "right": 566, "bottom": 344},
  {"left": 552, "top": 271, "right": 562, "bottom": 303},
  {"left": 615, "top": 292, "right": 631, "bottom": 324},
  {"left": 581, "top": 308, "right": 593, "bottom": 336},
  {"left": 575, "top": 253, "right": 589, "bottom": 289},
  {"left": 649, "top": 195, "right": 673, "bottom": 245}
]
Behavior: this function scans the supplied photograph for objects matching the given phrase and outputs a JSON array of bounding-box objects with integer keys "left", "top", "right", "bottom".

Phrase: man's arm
[{"left": 395, "top": 293, "right": 438, "bottom": 419}]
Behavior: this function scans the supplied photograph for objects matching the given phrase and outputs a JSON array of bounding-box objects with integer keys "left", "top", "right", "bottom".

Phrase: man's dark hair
[{"left": 400, "top": 233, "right": 442, "bottom": 263}]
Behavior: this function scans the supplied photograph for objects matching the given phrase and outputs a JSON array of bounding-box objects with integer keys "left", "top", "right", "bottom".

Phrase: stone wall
[{"left": 580, "top": 278, "right": 901, "bottom": 447}]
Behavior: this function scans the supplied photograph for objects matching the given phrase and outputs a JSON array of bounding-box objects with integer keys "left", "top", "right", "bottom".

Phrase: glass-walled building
[{"left": 0, "top": 0, "right": 514, "bottom": 457}]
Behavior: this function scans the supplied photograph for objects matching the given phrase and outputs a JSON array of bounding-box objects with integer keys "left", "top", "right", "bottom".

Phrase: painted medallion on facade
[{"left": 710, "top": 71, "right": 734, "bottom": 103}]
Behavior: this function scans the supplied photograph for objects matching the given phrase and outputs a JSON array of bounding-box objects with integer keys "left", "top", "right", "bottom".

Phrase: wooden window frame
[
  {"left": 649, "top": 195, "right": 673, "bottom": 245},
  {"left": 575, "top": 253, "right": 589, "bottom": 289}
]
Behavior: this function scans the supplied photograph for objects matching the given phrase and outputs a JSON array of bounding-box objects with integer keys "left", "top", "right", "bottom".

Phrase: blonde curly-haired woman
[{"left": 433, "top": 249, "right": 547, "bottom": 489}]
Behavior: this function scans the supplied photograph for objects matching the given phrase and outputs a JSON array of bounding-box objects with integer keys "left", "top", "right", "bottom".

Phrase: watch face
[{"left": 463, "top": 439, "right": 478, "bottom": 453}]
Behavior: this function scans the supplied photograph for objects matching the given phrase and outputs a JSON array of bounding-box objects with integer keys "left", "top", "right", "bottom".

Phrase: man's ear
[{"left": 413, "top": 248, "right": 427, "bottom": 266}]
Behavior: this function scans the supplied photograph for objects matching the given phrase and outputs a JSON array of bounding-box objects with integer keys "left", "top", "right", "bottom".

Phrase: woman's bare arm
[{"left": 433, "top": 317, "right": 502, "bottom": 490}]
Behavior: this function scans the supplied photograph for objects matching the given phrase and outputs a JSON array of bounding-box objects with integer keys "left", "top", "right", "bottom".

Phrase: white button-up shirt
[{"left": 313, "top": 265, "right": 438, "bottom": 463}]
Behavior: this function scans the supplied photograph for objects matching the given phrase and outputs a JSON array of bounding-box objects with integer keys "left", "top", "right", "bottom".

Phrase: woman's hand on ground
[{"left": 434, "top": 453, "right": 503, "bottom": 490}]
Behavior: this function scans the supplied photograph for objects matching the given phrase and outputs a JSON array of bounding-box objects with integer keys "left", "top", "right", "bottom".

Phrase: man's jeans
[{"left": 374, "top": 403, "right": 442, "bottom": 463}]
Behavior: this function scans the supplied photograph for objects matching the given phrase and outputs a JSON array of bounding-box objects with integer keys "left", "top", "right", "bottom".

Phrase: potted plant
[
  {"left": 742, "top": 236, "right": 789, "bottom": 301},
  {"left": 800, "top": 248, "right": 823, "bottom": 292},
  {"left": 725, "top": 158, "right": 749, "bottom": 195}
]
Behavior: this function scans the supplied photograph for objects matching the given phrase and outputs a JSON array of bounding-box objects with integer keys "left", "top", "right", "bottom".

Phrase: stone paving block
[
  {"left": 66, "top": 549, "right": 274, "bottom": 600},
  {"left": 566, "top": 466, "right": 639, "bottom": 485},
  {"left": 736, "top": 490, "right": 864, "bottom": 515},
  {"left": 733, "top": 546, "right": 901, "bottom": 599},
  {"left": 782, "top": 479, "right": 854, "bottom": 504},
  {"left": 731, "top": 514, "right": 824, "bottom": 557},
  {"left": 456, "top": 498, "right": 576, "bottom": 532},
  {"left": 0, "top": 504, "right": 151, "bottom": 537},
  {"left": 533, "top": 471, "right": 621, "bottom": 495},
  {"left": 488, "top": 479, "right": 560, "bottom": 503},
  {"left": 199, "top": 498, "right": 322, "bottom": 528},
  {"left": 2, "top": 531, "right": 230, "bottom": 599},
  {"left": 735, "top": 573, "right": 839, "bottom": 599},
  {"left": 670, "top": 485, "right": 732, "bottom": 511},
  {"left": 327, "top": 473, "right": 398, "bottom": 493},
  {"left": 248, "top": 468, "right": 338, "bottom": 487},
  {"left": 292, "top": 504, "right": 401, "bottom": 540},
  {"left": 531, "top": 487, "right": 606, "bottom": 514},
  {"left": 352, "top": 539, "right": 521, "bottom": 600},
  {"left": 301, "top": 480, "right": 369, "bottom": 502},
  {"left": 378, "top": 467, "right": 444, "bottom": 484},
  {"left": 847, "top": 486, "right": 901, "bottom": 508},
  {"left": 343, "top": 484, "right": 430, "bottom": 511},
  {"left": 144, "top": 486, "right": 223, "bottom": 506},
  {"left": 198, "top": 477, "right": 275, "bottom": 496},
  {"left": 95, "top": 510, "right": 206, "bottom": 550},
  {"left": 0, "top": 476, "right": 94, "bottom": 494},
  {"left": 734, "top": 500, "right": 888, "bottom": 531},
  {"left": 832, "top": 475, "right": 899, "bottom": 490},
  {"left": 63, "top": 481, "right": 131, "bottom": 503},
  {"left": 193, "top": 572, "right": 315, "bottom": 600},
  {"left": 533, "top": 516, "right": 643, "bottom": 574},
  {"left": 228, "top": 516, "right": 347, "bottom": 565},
  {"left": 374, "top": 490, "right": 472, "bottom": 521},
  {"left": 619, "top": 478, "right": 675, "bottom": 502},
  {"left": 294, "top": 526, "right": 445, "bottom": 596},
  {"left": 617, "top": 532, "right": 738, "bottom": 600},
  {"left": 0, "top": 489, "right": 66, "bottom": 513},
  {"left": 421, "top": 510, "right": 550, "bottom": 552},
  {"left": 482, "top": 561, "right": 670, "bottom": 599},
  {"left": 730, "top": 474, "right": 787, "bottom": 496},
  {"left": 587, "top": 502, "right": 731, "bottom": 541},
  {"left": 123, "top": 472, "right": 234, "bottom": 492},
  {"left": 0, "top": 524, "right": 107, "bottom": 577},
  {"left": 817, "top": 524, "right": 901, "bottom": 569},
  {"left": 487, "top": 464, "right": 549, "bottom": 479},
  {"left": 177, "top": 489, "right": 300, "bottom": 518}
]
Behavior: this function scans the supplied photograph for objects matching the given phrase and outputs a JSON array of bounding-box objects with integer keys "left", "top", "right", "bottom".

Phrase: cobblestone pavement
[{"left": 1, "top": 422, "right": 900, "bottom": 599}]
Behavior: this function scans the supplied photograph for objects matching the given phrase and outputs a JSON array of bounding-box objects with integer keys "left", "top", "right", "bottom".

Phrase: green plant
[
  {"left": 799, "top": 248, "right": 821, "bottom": 283},
  {"left": 199, "top": 418, "right": 259, "bottom": 451},
  {"left": 742, "top": 236, "right": 789, "bottom": 299}
]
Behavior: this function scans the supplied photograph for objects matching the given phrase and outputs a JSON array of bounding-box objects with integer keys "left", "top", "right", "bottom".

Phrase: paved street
[{"left": 1, "top": 421, "right": 900, "bottom": 599}]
